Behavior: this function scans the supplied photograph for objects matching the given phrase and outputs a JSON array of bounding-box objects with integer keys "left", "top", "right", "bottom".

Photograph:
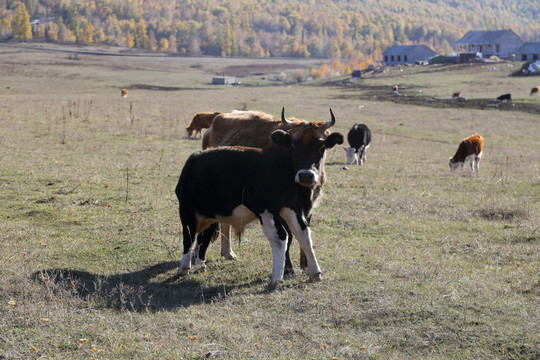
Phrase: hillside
[{"left": 1, "top": 0, "right": 539, "bottom": 66}]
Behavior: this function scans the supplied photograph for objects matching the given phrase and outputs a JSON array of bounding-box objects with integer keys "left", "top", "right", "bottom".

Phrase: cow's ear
[
  {"left": 271, "top": 129, "right": 292, "bottom": 148},
  {"left": 324, "top": 133, "right": 344, "bottom": 149}
]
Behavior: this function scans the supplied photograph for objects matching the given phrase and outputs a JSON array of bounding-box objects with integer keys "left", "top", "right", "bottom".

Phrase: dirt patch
[
  {"left": 128, "top": 84, "right": 202, "bottom": 91},
  {"left": 331, "top": 83, "right": 540, "bottom": 115},
  {"left": 222, "top": 64, "right": 307, "bottom": 77}
]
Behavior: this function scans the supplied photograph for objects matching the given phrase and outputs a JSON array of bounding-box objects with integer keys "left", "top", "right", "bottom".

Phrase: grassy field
[{"left": 1, "top": 42, "right": 539, "bottom": 359}]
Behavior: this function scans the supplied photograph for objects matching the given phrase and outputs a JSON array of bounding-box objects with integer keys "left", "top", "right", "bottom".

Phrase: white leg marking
[
  {"left": 194, "top": 257, "right": 206, "bottom": 273},
  {"left": 280, "top": 208, "right": 322, "bottom": 282},
  {"left": 179, "top": 253, "right": 192, "bottom": 275},
  {"left": 260, "top": 210, "right": 286, "bottom": 286},
  {"left": 464, "top": 154, "right": 476, "bottom": 171}
]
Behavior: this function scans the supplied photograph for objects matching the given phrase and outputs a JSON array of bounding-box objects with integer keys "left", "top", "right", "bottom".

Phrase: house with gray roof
[
  {"left": 455, "top": 29, "right": 524, "bottom": 59},
  {"left": 382, "top": 45, "right": 437, "bottom": 66},
  {"left": 515, "top": 42, "right": 540, "bottom": 62}
]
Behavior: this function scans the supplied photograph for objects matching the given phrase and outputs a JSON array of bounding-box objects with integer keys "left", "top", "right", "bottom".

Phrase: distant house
[
  {"left": 382, "top": 45, "right": 437, "bottom": 66},
  {"left": 30, "top": 17, "right": 57, "bottom": 29},
  {"left": 455, "top": 29, "right": 524, "bottom": 60},
  {"left": 212, "top": 76, "right": 236, "bottom": 85},
  {"left": 515, "top": 42, "right": 540, "bottom": 62}
]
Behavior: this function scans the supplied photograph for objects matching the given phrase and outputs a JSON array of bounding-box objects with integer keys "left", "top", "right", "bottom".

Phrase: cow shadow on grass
[{"left": 31, "top": 261, "right": 267, "bottom": 312}]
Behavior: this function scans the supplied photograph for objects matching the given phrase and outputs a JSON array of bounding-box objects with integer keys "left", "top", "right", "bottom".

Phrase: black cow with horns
[{"left": 175, "top": 108, "right": 344, "bottom": 287}]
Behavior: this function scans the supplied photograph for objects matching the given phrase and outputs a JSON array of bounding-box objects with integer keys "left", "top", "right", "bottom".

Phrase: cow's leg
[
  {"left": 260, "top": 210, "right": 288, "bottom": 287},
  {"left": 194, "top": 223, "right": 219, "bottom": 273},
  {"left": 179, "top": 221, "right": 196, "bottom": 275},
  {"left": 191, "top": 236, "right": 201, "bottom": 263},
  {"left": 283, "top": 224, "right": 294, "bottom": 277},
  {"left": 475, "top": 156, "right": 481, "bottom": 171},
  {"left": 220, "top": 224, "right": 237, "bottom": 260},
  {"left": 281, "top": 208, "right": 321, "bottom": 282}
]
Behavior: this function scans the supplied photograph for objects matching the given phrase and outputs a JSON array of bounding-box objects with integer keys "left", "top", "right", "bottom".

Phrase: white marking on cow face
[
  {"left": 449, "top": 158, "right": 461, "bottom": 171},
  {"left": 344, "top": 147, "right": 358, "bottom": 164},
  {"left": 259, "top": 210, "right": 286, "bottom": 287}
]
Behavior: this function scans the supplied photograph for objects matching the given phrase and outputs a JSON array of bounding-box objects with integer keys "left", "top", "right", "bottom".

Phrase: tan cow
[
  {"left": 121, "top": 88, "right": 128, "bottom": 98},
  {"left": 530, "top": 86, "right": 540, "bottom": 96},
  {"left": 449, "top": 133, "right": 484, "bottom": 172},
  {"left": 186, "top": 112, "right": 221, "bottom": 138}
]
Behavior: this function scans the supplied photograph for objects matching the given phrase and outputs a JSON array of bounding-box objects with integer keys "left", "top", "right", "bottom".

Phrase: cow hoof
[
  {"left": 284, "top": 268, "right": 295, "bottom": 279},
  {"left": 178, "top": 267, "right": 190, "bottom": 276},
  {"left": 309, "top": 272, "right": 322, "bottom": 282},
  {"left": 266, "top": 281, "right": 281, "bottom": 291},
  {"left": 222, "top": 252, "right": 237, "bottom": 260}
]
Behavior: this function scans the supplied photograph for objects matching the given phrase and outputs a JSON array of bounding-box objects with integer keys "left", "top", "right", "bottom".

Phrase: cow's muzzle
[{"left": 296, "top": 170, "right": 318, "bottom": 187}]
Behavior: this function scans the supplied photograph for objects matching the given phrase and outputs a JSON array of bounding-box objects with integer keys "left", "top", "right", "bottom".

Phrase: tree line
[{"left": 1, "top": 0, "right": 539, "bottom": 69}]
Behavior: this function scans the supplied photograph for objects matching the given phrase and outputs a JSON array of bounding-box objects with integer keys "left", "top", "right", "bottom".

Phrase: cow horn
[
  {"left": 281, "top": 107, "right": 295, "bottom": 126},
  {"left": 324, "top": 108, "right": 336, "bottom": 128}
]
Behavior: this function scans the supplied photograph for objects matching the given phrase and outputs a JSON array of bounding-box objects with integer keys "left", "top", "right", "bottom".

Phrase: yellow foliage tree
[
  {"left": 13, "top": 3, "right": 32, "bottom": 41},
  {"left": 159, "top": 38, "right": 169, "bottom": 51},
  {"left": 80, "top": 20, "right": 94, "bottom": 44}
]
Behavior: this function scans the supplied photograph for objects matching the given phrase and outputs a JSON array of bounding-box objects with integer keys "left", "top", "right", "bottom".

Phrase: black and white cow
[
  {"left": 344, "top": 123, "right": 372, "bottom": 165},
  {"left": 175, "top": 108, "right": 344, "bottom": 287}
]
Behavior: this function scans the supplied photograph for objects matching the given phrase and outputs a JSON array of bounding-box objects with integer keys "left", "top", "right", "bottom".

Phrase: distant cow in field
[
  {"left": 452, "top": 91, "right": 461, "bottom": 98},
  {"left": 186, "top": 112, "right": 221, "bottom": 138},
  {"left": 449, "top": 133, "right": 484, "bottom": 172},
  {"left": 530, "top": 86, "right": 540, "bottom": 96},
  {"left": 199, "top": 109, "right": 336, "bottom": 275},
  {"left": 176, "top": 108, "right": 344, "bottom": 287},
  {"left": 121, "top": 89, "right": 128, "bottom": 98},
  {"left": 497, "top": 93, "right": 511, "bottom": 102},
  {"left": 344, "top": 123, "right": 372, "bottom": 165}
]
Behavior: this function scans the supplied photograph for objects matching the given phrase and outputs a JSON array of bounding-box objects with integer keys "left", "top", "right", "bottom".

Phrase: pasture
[{"left": 0, "top": 43, "right": 539, "bottom": 359}]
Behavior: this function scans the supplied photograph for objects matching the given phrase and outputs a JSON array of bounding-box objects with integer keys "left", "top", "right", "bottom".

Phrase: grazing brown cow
[
  {"left": 530, "top": 86, "right": 540, "bottom": 96},
  {"left": 186, "top": 112, "right": 221, "bottom": 138},
  {"left": 452, "top": 91, "right": 461, "bottom": 98},
  {"left": 121, "top": 88, "right": 128, "bottom": 98},
  {"left": 199, "top": 109, "right": 336, "bottom": 275},
  {"left": 449, "top": 133, "right": 484, "bottom": 172}
]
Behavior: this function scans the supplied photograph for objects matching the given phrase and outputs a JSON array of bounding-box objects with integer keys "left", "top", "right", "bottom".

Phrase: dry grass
[{"left": 0, "top": 43, "right": 539, "bottom": 359}]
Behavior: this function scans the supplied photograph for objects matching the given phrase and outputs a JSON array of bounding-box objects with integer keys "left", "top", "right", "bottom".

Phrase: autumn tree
[
  {"left": 80, "top": 20, "right": 94, "bottom": 44},
  {"left": 12, "top": 3, "right": 32, "bottom": 41},
  {"left": 1, "top": 17, "right": 12, "bottom": 38},
  {"left": 135, "top": 18, "right": 149, "bottom": 49}
]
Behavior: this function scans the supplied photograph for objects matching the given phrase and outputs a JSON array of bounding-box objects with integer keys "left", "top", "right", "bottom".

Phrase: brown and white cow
[
  {"left": 449, "top": 133, "right": 484, "bottom": 172},
  {"left": 199, "top": 109, "right": 335, "bottom": 275},
  {"left": 176, "top": 108, "right": 344, "bottom": 287},
  {"left": 186, "top": 112, "right": 221, "bottom": 138},
  {"left": 530, "top": 86, "right": 540, "bottom": 96},
  {"left": 121, "top": 88, "right": 128, "bottom": 98}
]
